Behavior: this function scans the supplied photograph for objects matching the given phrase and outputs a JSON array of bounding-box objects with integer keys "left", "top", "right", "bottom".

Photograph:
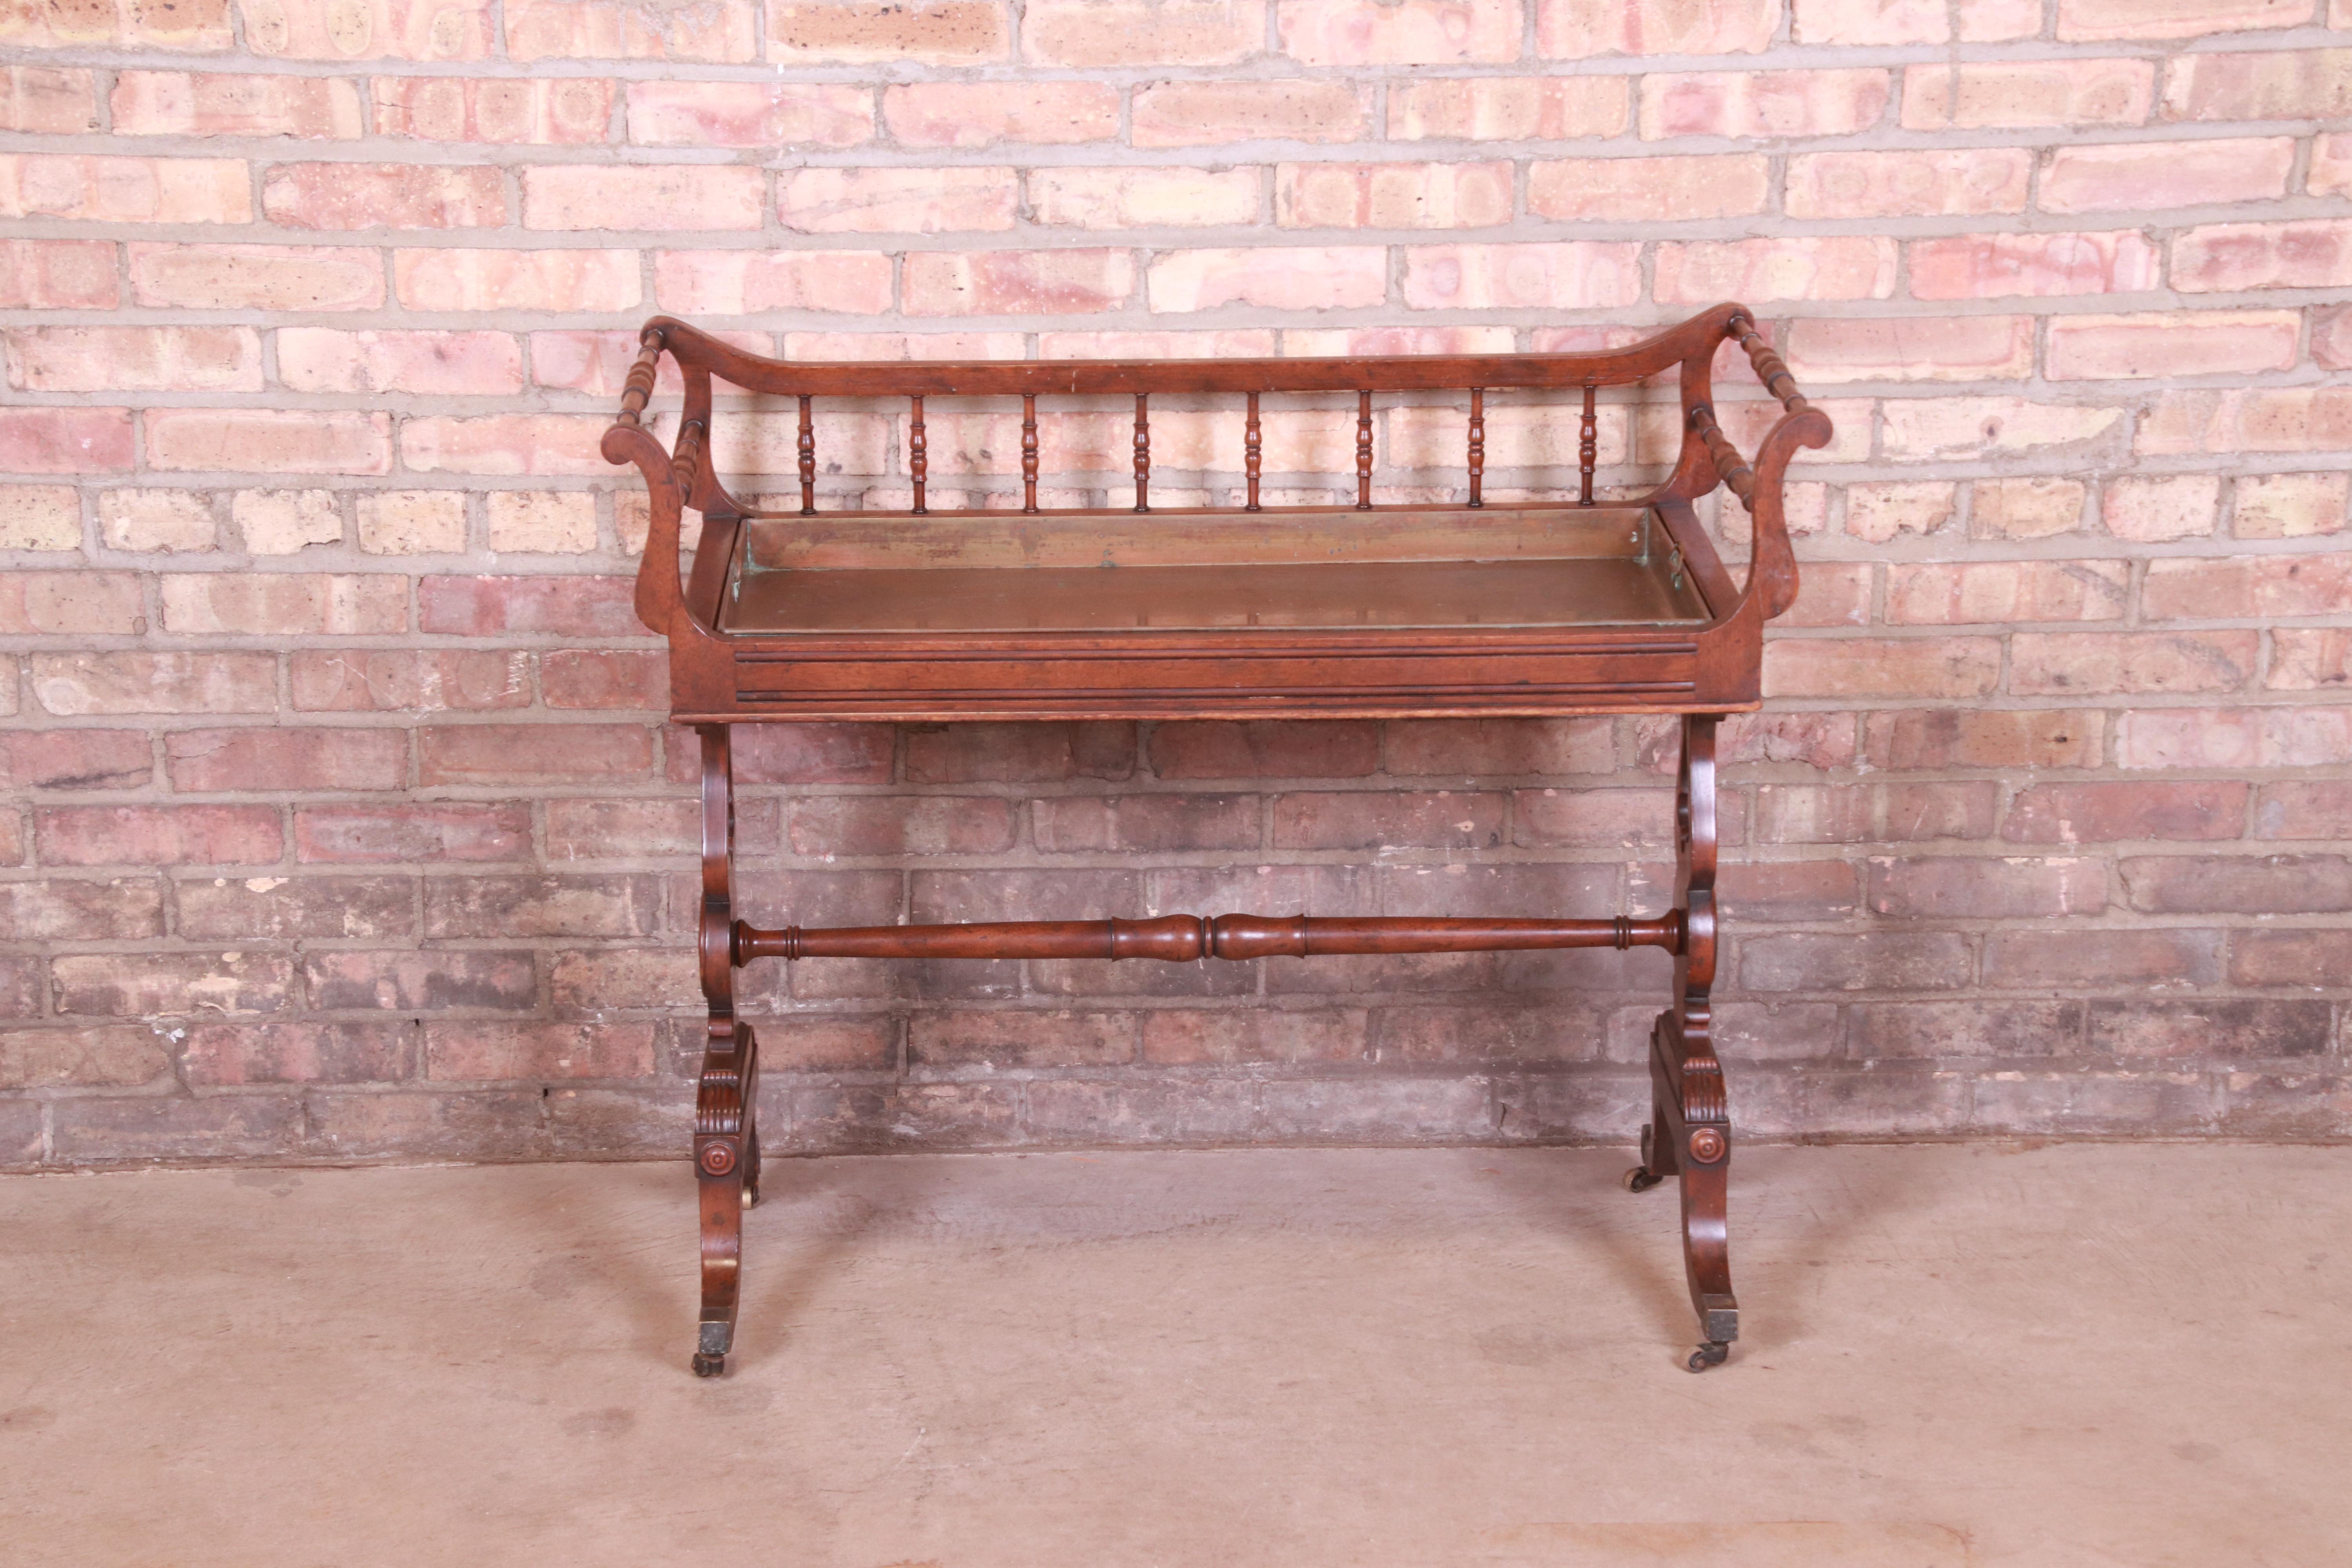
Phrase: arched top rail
[{"left": 639, "top": 303, "right": 1748, "bottom": 399}]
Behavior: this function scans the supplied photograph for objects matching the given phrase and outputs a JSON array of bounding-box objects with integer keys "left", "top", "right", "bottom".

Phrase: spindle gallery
[{"left": 601, "top": 303, "right": 1831, "bottom": 1377}]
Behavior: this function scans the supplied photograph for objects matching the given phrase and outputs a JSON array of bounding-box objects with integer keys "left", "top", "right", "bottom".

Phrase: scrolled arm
[
  {"left": 600, "top": 328, "right": 688, "bottom": 636},
  {"left": 1691, "top": 312, "right": 1833, "bottom": 623}
]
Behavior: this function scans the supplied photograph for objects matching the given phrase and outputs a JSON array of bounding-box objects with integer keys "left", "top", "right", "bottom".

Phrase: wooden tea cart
[{"left": 601, "top": 302, "right": 1830, "bottom": 1377}]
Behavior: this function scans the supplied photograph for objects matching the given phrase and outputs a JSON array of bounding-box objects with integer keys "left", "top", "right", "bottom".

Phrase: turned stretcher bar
[{"left": 733, "top": 913, "right": 1682, "bottom": 964}]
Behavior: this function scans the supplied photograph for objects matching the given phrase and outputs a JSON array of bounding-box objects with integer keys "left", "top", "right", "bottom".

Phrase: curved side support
[
  {"left": 1626, "top": 715, "right": 1740, "bottom": 1371},
  {"left": 601, "top": 330, "right": 688, "bottom": 639},
  {"left": 690, "top": 724, "right": 758, "bottom": 1377}
]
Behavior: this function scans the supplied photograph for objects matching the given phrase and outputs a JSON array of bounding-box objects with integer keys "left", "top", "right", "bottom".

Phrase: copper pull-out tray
[{"left": 719, "top": 503, "right": 1711, "bottom": 635}]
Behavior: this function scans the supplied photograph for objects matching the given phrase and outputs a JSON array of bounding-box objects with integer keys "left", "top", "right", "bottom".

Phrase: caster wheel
[
  {"left": 1624, "top": 1166, "right": 1663, "bottom": 1193},
  {"left": 1685, "top": 1341, "right": 1730, "bottom": 1374},
  {"left": 691, "top": 1352, "right": 726, "bottom": 1377},
  {"left": 742, "top": 1186, "right": 759, "bottom": 1209}
]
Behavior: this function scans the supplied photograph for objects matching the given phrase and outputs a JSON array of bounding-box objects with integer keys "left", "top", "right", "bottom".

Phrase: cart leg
[
  {"left": 1624, "top": 715, "right": 1739, "bottom": 1372},
  {"left": 690, "top": 724, "right": 757, "bottom": 1377}
]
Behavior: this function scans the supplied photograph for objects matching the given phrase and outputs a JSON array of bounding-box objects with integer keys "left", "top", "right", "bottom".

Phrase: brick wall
[{"left": 3, "top": 0, "right": 2349, "bottom": 1169}]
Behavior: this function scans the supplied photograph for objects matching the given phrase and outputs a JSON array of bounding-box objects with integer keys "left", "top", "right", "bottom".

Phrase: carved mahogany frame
[{"left": 603, "top": 304, "right": 1830, "bottom": 1378}]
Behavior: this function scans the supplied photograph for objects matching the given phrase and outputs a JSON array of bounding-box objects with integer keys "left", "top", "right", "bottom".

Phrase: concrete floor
[{"left": 1, "top": 1144, "right": 2345, "bottom": 1567}]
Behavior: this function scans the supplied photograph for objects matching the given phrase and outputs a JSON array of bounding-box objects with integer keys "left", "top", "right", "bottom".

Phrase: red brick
[
  {"left": 160, "top": 573, "right": 405, "bottom": 636},
  {"left": 305, "top": 949, "right": 536, "bottom": 1011},
  {"left": 1847, "top": 1000, "right": 2080, "bottom": 1058},
  {"left": 628, "top": 81, "right": 871, "bottom": 149},
  {"left": 1389, "top": 76, "right": 1628, "bottom": 140},
  {"left": 1867, "top": 855, "right": 2106, "bottom": 919},
  {"left": 2137, "top": 388, "right": 2352, "bottom": 457},
  {"left": 1754, "top": 782, "right": 1999, "bottom": 844},
  {"left": 242, "top": 0, "right": 495, "bottom": 58},
  {"left": 418, "top": 723, "right": 654, "bottom": 784},
  {"left": 1149, "top": 721, "right": 1379, "bottom": 780},
  {"left": 0, "top": 484, "right": 80, "bottom": 550},
  {"left": 1884, "top": 560, "right": 2127, "bottom": 624},
  {"left": 0, "top": 729, "right": 152, "bottom": 792},
  {"left": 1383, "top": 717, "right": 1615, "bottom": 777},
  {"left": 0, "top": 1023, "right": 171, "bottom": 1089},
  {"left": 1143, "top": 1007, "right": 1367, "bottom": 1065},
  {"left": 99, "top": 487, "right": 214, "bottom": 552},
  {"left": 1788, "top": 149, "right": 2032, "bottom": 219},
  {"left": 165, "top": 727, "right": 403, "bottom": 793},
  {"left": 0, "top": 878, "right": 163, "bottom": 941},
  {"left": 0, "top": 153, "right": 249, "bottom": 222},
  {"left": 2010, "top": 631, "right": 2256, "bottom": 696},
  {"left": 2171, "top": 220, "right": 2352, "bottom": 293},
  {"left": 399, "top": 414, "right": 613, "bottom": 475},
  {"left": 426, "top": 874, "right": 661, "bottom": 938},
  {"left": 2093, "top": 999, "right": 2330, "bottom": 1060},
  {"left": 1907, "top": 230, "right": 2160, "bottom": 299},
  {"left": 1740, "top": 932, "right": 1972, "bottom": 992},
  {"left": 52, "top": 1096, "right": 302, "bottom": 1163},
  {"left": 538, "top": 648, "right": 665, "bottom": 710},
  {"left": 51, "top": 951, "right": 292, "bottom": 1016},
  {"left": 296, "top": 802, "right": 529, "bottom": 863},
  {"left": 652, "top": 249, "right": 892, "bottom": 314},
  {"left": 2113, "top": 707, "right": 2350, "bottom": 770},
  {"left": 262, "top": 163, "right": 504, "bottom": 229},
  {"left": 1400, "top": 242, "right": 1640, "bottom": 310},
  {"left": 1131, "top": 80, "right": 1369, "bottom": 146},
  {"left": 2058, "top": 0, "right": 2314, "bottom": 39},
  {"left": 1278, "top": 0, "right": 1521, "bottom": 64},
  {"left": 130, "top": 241, "right": 384, "bottom": 311},
  {"left": 2101, "top": 475, "right": 2219, "bottom": 542},
  {"left": 2144, "top": 553, "right": 2352, "bottom": 621},
  {"left": 787, "top": 795, "right": 1017, "bottom": 855},
  {"left": 1277, "top": 161, "right": 1511, "bottom": 229},
  {"left": 781, "top": 166, "right": 1016, "bottom": 233},
  {"left": 2234, "top": 473, "right": 2348, "bottom": 539},
  {"left": 2231, "top": 929, "right": 2352, "bottom": 986},
  {"left": 2269, "top": 629, "right": 2352, "bottom": 691},
  {"left": 2164, "top": 45, "right": 2352, "bottom": 118},
  {"left": 2004, "top": 781, "right": 2250, "bottom": 844},
  {"left": 1719, "top": 860, "right": 1860, "bottom": 921},
  {"left": 1030, "top": 168, "right": 1259, "bottom": 230},
  {"left": 1641, "top": 69, "right": 1888, "bottom": 138},
  {"left": 1982, "top": 927, "right": 2222, "bottom": 988},
  {"left": 2247, "top": 780, "right": 2352, "bottom": 842},
  {"left": 2122, "top": 853, "right": 2352, "bottom": 915},
  {"left": 882, "top": 82, "right": 1118, "bottom": 147},
  {"left": 767, "top": 0, "right": 1006, "bottom": 62},
  {"left": 1032, "top": 793, "right": 1261, "bottom": 852},
  {"left": 1902, "top": 58, "right": 2154, "bottom": 128},
  {"left": 786, "top": 1082, "right": 1020, "bottom": 1153},
  {"left": 396, "top": 247, "right": 640, "bottom": 312},
  {"left": 1787, "top": 315, "right": 2033, "bottom": 384},
  {"left": 292, "top": 649, "right": 528, "bottom": 712},
  {"left": 1884, "top": 397, "right": 2124, "bottom": 461},
  {"left": 31, "top": 652, "right": 275, "bottom": 716},
  {"left": 1653, "top": 237, "right": 1898, "bottom": 303},
  {"left": 147, "top": 408, "right": 390, "bottom": 475},
  {"left": 912, "top": 1009, "right": 1135, "bottom": 1067},
  {"left": 1970, "top": 477, "right": 2088, "bottom": 539},
  {"left": 7, "top": 323, "right": 260, "bottom": 392},
  {"left": 418, "top": 575, "right": 638, "bottom": 638},
  {"left": 728, "top": 723, "right": 899, "bottom": 784},
  {"left": 182, "top": 1021, "right": 414, "bottom": 1086},
  {"left": 1, "top": 64, "right": 96, "bottom": 132},
  {"left": 544, "top": 799, "right": 697, "bottom": 861},
  {"left": 0, "top": 238, "right": 117, "bottom": 308},
  {"left": 546, "top": 946, "right": 698, "bottom": 1009},
  {"left": 276, "top": 327, "right": 522, "bottom": 395},
  {"left": 904, "top": 248, "right": 1134, "bottom": 315},
  {"left": 1764, "top": 637, "right": 1999, "bottom": 699},
  {"left": 0, "top": 571, "right": 142, "bottom": 635},
  {"left": 376, "top": 76, "right": 615, "bottom": 143},
  {"left": 0, "top": 407, "right": 134, "bottom": 472},
  {"left": 36, "top": 804, "right": 280, "bottom": 866},
  {"left": 1719, "top": 711, "right": 1859, "bottom": 769},
  {"left": 1512, "top": 788, "right": 1672, "bottom": 848},
  {"left": 425, "top": 1021, "right": 656, "bottom": 1081},
  {"left": 2049, "top": 310, "right": 2299, "bottom": 380},
  {"left": 523, "top": 164, "right": 763, "bottom": 230},
  {"left": 176, "top": 872, "right": 414, "bottom": 939},
  {"left": 506, "top": 0, "right": 753, "bottom": 58},
  {"left": 1272, "top": 790, "right": 1505, "bottom": 850},
  {"left": 1527, "top": 155, "right": 1765, "bottom": 221},
  {"left": 2042, "top": 137, "right": 2294, "bottom": 212},
  {"left": 1025, "top": 0, "right": 1265, "bottom": 64},
  {"left": 1535, "top": 0, "right": 1779, "bottom": 57}
]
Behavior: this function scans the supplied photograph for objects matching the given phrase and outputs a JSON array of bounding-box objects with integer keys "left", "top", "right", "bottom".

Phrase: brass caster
[
  {"left": 691, "top": 1352, "right": 726, "bottom": 1377},
  {"left": 1624, "top": 1166, "right": 1663, "bottom": 1193},
  {"left": 742, "top": 1185, "right": 759, "bottom": 1209},
  {"left": 1686, "top": 1341, "right": 1730, "bottom": 1374}
]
